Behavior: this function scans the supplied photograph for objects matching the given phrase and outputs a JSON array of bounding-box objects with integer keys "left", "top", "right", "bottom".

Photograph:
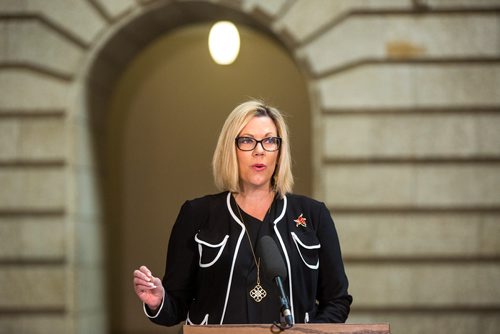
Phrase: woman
[{"left": 133, "top": 100, "right": 352, "bottom": 326}]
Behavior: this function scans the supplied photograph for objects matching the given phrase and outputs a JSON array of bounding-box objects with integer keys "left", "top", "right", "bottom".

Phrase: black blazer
[{"left": 145, "top": 191, "right": 352, "bottom": 325}]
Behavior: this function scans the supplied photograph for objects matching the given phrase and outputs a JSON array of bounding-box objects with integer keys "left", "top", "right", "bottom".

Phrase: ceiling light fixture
[{"left": 208, "top": 21, "right": 240, "bottom": 65}]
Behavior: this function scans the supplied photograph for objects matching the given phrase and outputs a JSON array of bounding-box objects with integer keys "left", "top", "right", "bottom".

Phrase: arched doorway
[{"left": 83, "top": 2, "right": 311, "bottom": 333}]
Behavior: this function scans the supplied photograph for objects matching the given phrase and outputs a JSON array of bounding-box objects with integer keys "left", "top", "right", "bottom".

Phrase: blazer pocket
[
  {"left": 291, "top": 232, "right": 321, "bottom": 270},
  {"left": 194, "top": 233, "right": 229, "bottom": 268}
]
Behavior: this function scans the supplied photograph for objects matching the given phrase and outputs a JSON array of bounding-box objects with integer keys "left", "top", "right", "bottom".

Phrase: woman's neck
[{"left": 234, "top": 188, "right": 275, "bottom": 221}]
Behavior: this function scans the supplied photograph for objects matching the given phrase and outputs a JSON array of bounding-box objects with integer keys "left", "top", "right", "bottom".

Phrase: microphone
[{"left": 257, "top": 235, "right": 293, "bottom": 327}]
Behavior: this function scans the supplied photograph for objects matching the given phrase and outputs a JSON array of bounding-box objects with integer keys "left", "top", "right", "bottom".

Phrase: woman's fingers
[
  {"left": 133, "top": 267, "right": 161, "bottom": 292},
  {"left": 140, "top": 265, "right": 153, "bottom": 277},
  {"left": 134, "top": 269, "right": 152, "bottom": 282},
  {"left": 134, "top": 277, "right": 157, "bottom": 289}
]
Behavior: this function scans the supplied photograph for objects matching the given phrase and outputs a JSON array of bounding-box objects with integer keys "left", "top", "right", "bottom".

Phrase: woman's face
[{"left": 236, "top": 116, "right": 279, "bottom": 193}]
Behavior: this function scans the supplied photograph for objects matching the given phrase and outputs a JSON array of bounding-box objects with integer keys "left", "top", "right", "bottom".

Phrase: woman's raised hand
[{"left": 133, "top": 265, "right": 164, "bottom": 311}]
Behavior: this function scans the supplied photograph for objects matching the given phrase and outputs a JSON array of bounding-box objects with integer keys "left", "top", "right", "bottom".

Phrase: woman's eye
[
  {"left": 264, "top": 137, "right": 276, "bottom": 144},
  {"left": 240, "top": 137, "right": 254, "bottom": 144}
]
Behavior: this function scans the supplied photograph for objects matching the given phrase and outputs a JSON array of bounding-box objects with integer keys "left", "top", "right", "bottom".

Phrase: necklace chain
[{"left": 235, "top": 201, "right": 268, "bottom": 303}]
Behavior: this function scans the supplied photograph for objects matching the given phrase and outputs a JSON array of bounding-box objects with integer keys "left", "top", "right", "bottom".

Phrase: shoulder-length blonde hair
[{"left": 212, "top": 100, "right": 293, "bottom": 197}]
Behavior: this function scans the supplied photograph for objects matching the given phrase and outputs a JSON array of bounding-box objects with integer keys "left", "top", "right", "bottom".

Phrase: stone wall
[{"left": 0, "top": 0, "right": 499, "bottom": 333}]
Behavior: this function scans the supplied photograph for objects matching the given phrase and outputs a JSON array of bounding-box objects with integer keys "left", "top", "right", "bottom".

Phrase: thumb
[
  {"left": 151, "top": 276, "right": 162, "bottom": 288},
  {"left": 150, "top": 277, "right": 164, "bottom": 298}
]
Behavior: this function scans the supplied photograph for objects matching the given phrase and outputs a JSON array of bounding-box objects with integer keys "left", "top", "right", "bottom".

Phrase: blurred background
[{"left": 0, "top": 0, "right": 499, "bottom": 333}]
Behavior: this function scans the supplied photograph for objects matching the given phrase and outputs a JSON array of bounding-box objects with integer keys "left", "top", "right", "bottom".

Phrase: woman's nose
[{"left": 253, "top": 142, "right": 265, "bottom": 154}]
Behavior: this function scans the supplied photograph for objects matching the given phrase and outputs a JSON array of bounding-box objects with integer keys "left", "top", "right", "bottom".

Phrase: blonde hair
[{"left": 212, "top": 100, "right": 293, "bottom": 197}]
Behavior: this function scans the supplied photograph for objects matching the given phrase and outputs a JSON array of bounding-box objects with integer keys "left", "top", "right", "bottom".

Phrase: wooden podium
[{"left": 183, "top": 323, "right": 390, "bottom": 334}]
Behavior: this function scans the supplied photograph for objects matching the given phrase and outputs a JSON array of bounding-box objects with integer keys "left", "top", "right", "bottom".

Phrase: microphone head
[{"left": 257, "top": 235, "right": 287, "bottom": 279}]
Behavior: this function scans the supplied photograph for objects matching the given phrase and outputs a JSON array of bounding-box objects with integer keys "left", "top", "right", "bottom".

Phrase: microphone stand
[{"left": 273, "top": 276, "right": 293, "bottom": 329}]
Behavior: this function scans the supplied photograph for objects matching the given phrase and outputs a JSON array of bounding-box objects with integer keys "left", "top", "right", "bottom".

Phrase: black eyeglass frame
[{"left": 235, "top": 136, "right": 282, "bottom": 152}]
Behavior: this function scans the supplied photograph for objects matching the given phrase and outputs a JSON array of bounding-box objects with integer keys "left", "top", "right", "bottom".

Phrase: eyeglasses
[{"left": 235, "top": 136, "right": 282, "bottom": 152}]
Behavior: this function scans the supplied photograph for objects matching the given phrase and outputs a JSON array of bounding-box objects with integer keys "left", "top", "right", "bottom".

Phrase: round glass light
[{"left": 208, "top": 21, "right": 240, "bottom": 65}]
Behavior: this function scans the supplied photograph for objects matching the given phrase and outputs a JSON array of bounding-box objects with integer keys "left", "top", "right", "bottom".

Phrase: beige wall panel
[
  {"left": 67, "top": 118, "right": 108, "bottom": 171},
  {"left": 334, "top": 212, "right": 500, "bottom": 258},
  {"left": 67, "top": 119, "right": 94, "bottom": 168},
  {"left": 477, "top": 114, "right": 500, "bottom": 155},
  {"left": 0, "top": 168, "right": 65, "bottom": 210},
  {"left": 0, "top": 21, "right": 6, "bottom": 58},
  {"left": 324, "top": 163, "right": 500, "bottom": 207},
  {"left": 0, "top": 0, "right": 25, "bottom": 11},
  {"left": 347, "top": 263, "right": 500, "bottom": 306},
  {"left": 323, "top": 113, "right": 500, "bottom": 158},
  {"left": 428, "top": 0, "right": 500, "bottom": 8},
  {"left": 275, "top": 0, "right": 411, "bottom": 43},
  {"left": 318, "top": 64, "right": 500, "bottom": 109},
  {"left": 68, "top": 166, "right": 101, "bottom": 219},
  {"left": 0, "top": 119, "right": 17, "bottom": 159},
  {"left": 1, "top": 20, "right": 83, "bottom": 76},
  {"left": 76, "top": 265, "right": 106, "bottom": 312},
  {"left": 325, "top": 164, "right": 413, "bottom": 207},
  {"left": 75, "top": 219, "right": 105, "bottom": 266},
  {"left": 92, "top": 0, "right": 135, "bottom": 19},
  {"left": 0, "top": 217, "right": 65, "bottom": 260},
  {"left": 0, "top": 0, "right": 106, "bottom": 46},
  {"left": 481, "top": 216, "right": 500, "bottom": 254},
  {"left": 415, "top": 164, "right": 500, "bottom": 207},
  {"left": 18, "top": 118, "right": 66, "bottom": 159},
  {"left": 0, "top": 118, "right": 65, "bottom": 161},
  {"left": 0, "top": 314, "right": 68, "bottom": 334},
  {"left": 414, "top": 65, "right": 500, "bottom": 108},
  {"left": 78, "top": 312, "right": 107, "bottom": 334},
  {"left": 300, "top": 14, "right": 499, "bottom": 74},
  {"left": 243, "top": 0, "right": 287, "bottom": 16},
  {"left": 0, "top": 70, "right": 69, "bottom": 111},
  {"left": 0, "top": 266, "right": 65, "bottom": 308},
  {"left": 349, "top": 312, "right": 500, "bottom": 334}
]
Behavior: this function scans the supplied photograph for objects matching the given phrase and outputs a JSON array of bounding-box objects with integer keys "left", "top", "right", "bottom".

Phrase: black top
[{"left": 231, "top": 199, "right": 282, "bottom": 323}]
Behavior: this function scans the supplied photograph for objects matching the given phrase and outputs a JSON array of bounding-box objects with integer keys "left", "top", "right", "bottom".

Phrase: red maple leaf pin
[{"left": 294, "top": 214, "right": 307, "bottom": 228}]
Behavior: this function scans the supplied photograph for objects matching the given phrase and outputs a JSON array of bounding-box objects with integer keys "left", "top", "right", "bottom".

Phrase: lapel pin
[{"left": 294, "top": 214, "right": 307, "bottom": 228}]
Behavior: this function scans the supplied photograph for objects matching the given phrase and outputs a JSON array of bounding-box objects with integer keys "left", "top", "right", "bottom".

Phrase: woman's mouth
[{"left": 252, "top": 164, "right": 266, "bottom": 171}]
